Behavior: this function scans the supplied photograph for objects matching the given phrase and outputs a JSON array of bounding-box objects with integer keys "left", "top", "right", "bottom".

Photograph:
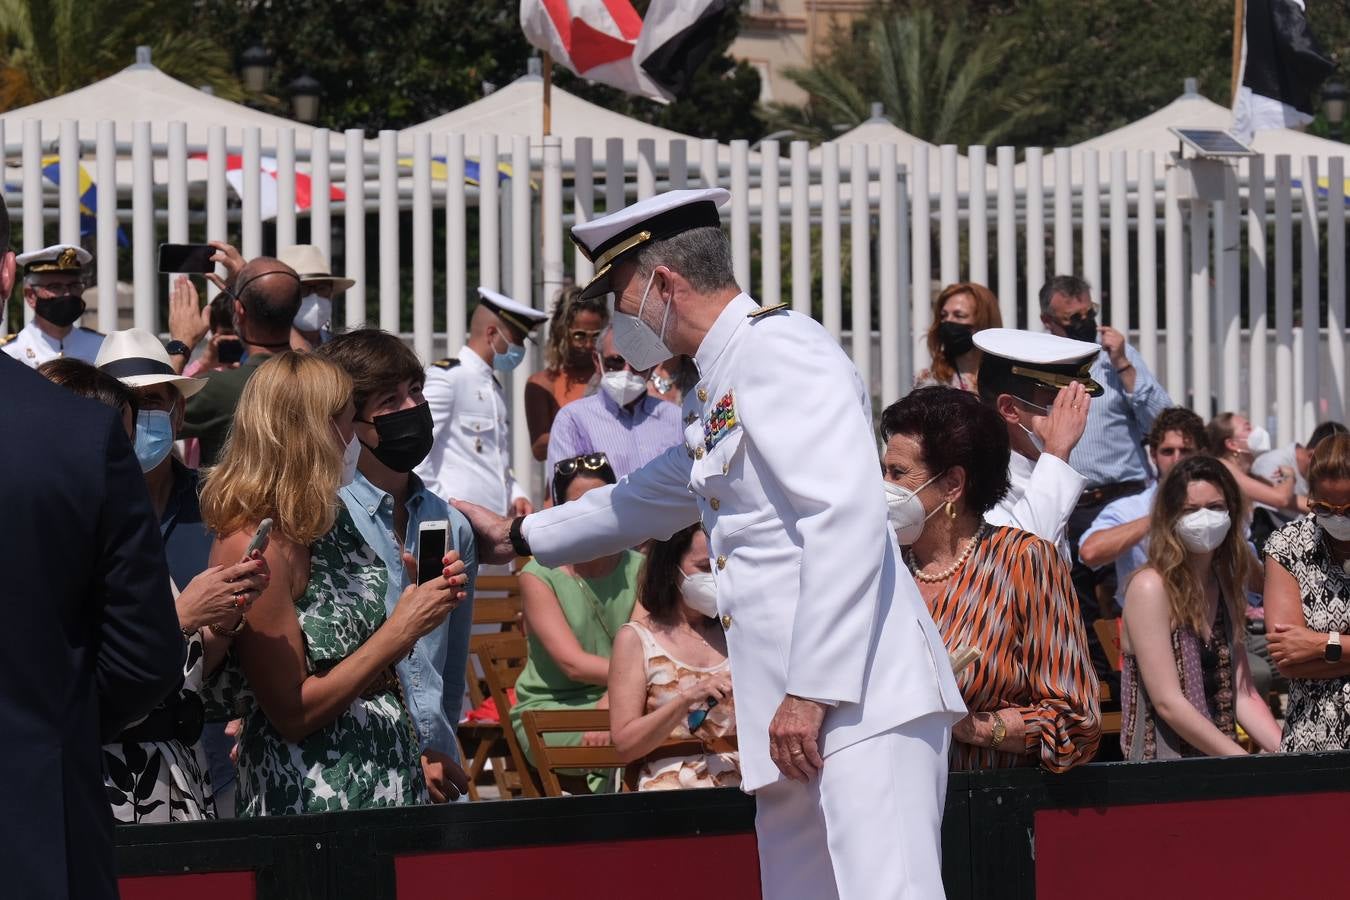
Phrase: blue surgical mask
[
  {"left": 134, "top": 409, "right": 175, "bottom": 473},
  {"left": 491, "top": 331, "right": 527, "bottom": 372}
]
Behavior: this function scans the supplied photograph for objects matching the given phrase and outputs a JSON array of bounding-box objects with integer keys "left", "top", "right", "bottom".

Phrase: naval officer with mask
[{"left": 1, "top": 244, "right": 103, "bottom": 367}]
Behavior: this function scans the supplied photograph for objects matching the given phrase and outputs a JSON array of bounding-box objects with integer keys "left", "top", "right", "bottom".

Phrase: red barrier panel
[
  {"left": 119, "top": 871, "right": 257, "bottom": 900},
  {"left": 395, "top": 833, "right": 762, "bottom": 900}
]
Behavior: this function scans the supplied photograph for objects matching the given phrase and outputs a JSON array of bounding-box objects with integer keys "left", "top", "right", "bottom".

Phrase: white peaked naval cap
[{"left": 973, "top": 328, "right": 1104, "bottom": 396}]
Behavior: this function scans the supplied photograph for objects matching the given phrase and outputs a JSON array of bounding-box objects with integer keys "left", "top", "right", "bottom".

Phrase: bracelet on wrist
[
  {"left": 508, "top": 515, "right": 532, "bottom": 558},
  {"left": 1115, "top": 362, "right": 1134, "bottom": 374},
  {"left": 209, "top": 613, "right": 247, "bottom": 637}
]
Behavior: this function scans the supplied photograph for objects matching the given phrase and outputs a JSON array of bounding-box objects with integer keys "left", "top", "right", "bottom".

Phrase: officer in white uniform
[
  {"left": 416, "top": 286, "right": 546, "bottom": 517},
  {"left": 975, "top": 328, "right": 1100, "bottom": 559},
  {"left": 0, "top": 244, "right": 103, "bottom": 367},
  {"left": 453, "top": 189, "right": 965, "bottom": 900}
]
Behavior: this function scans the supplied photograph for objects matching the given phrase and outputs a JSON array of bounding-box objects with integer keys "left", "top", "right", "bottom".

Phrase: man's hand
[
  {"left": 205, "top": 240, "right": 247, "bottom": 295},
  {"left": 1098, "top": 325, "right": 1128, "bottom": 368},
  {"left": 421, "top": 749, "right": 470, "bottom": 803},
  {"left": 768, "top": 694, "right": 827, "bottom": 783},
  {"left": 1038, "top": 381, "right": 1090, "bottom": 461},
  {"left": 168, "top": 277, "right": 208, "bottom": 364},
  {"left": 511, "top": 497, "right": 535, "bottom": 517},
  {"left": 450, "top": 499, "right": 519, "bottom": 565}
]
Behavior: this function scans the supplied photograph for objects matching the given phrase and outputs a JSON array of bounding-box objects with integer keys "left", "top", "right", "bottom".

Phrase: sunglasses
[
  {"left": 1310, "top": 500, "right": 1350, "bottom": 517},
  {"left": 569, "top": 329, "right": 604, "bottom": 346},
  {"left": 554, "top": 452, "right": 610, "bottom": 477},
  {"left": 597, "top": 354, "right": 628, "bottom": 372},
  {"left": 688, "top": 696, "right": 718, "bottom": 732}
]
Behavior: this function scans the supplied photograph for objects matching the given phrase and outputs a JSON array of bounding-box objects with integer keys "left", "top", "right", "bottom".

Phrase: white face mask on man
[
  {"left": 883, "top": 472, "right": 945, "bottom": 546},
  {"left": 294, "top": 292, "right": 332, "bottom": 332},
  {"left": 1175, "top": 508, "right": 1231, "bottom": 553},
  {"left": 610, "top": 270, "right": 675, "bottom": 371},
  {"left": 601, "top": 369, "right": 649, "bottom": 407}
]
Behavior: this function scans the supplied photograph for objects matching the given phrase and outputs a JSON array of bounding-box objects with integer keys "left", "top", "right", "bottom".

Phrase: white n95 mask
[
  {"left": 1244, "top": 426, "right": 1272, "bottom": 455},
  {"left": 884, "top": 473, "right": 944, "bottom": 546},
  {"left": 294, "top": 292, "right": 332, "bottom": 332},
  {"left": 601, "top": 369, "right": 648, "bottom": 407},
  {"left": 680, "top": 571, "right": 719, "bottom": 618},
  {"left": 1176, "top": 508, "right": 1231, "bottom": 553},
  {"left": 610, "top": 270, "right": 674, "bottom": 371}
]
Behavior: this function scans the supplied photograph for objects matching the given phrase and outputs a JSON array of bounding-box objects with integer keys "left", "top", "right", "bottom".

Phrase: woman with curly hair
[
  {"left": 524, "top": 286, "right": 609, "bottom": 461},
  {"left": 913, "top": 282, "right": 1002, "bottom": 393}
]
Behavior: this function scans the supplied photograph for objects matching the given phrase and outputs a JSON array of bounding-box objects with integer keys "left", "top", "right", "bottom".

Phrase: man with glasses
[
  {"left": 1, "top": 244, "right": 104, "bottom": 367},
  {"left": 544, "top": 328, "right": 683, "bottom": 487}
]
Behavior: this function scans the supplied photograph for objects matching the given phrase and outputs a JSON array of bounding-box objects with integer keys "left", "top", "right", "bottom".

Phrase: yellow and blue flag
[
  {"left": 40, "top": 155, "right": 129, "bottom": 246},
  {"left": 398, "top": 156, "right": 535, "bottom": 189}
]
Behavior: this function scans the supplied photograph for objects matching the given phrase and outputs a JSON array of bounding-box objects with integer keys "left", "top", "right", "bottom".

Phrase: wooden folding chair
[
  {"left": 1098, "top": 681, "right": 1122, "bottom": 738},
  {"left": 474, "top": 631, "right": 540, "bottom": 798},
  {"left": 457, "top": 579, "right": 524, "bottom": 800},
  {"left": 1094, "top": 617, "right": 1123, "bottom": 671}
]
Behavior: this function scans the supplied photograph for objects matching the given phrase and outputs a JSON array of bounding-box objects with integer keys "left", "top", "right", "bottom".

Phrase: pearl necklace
[{"left": 907, "top": 524, "right": 988, "bottom": 583}]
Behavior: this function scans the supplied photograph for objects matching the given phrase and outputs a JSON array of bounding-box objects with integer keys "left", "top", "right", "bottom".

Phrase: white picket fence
[{"left": 5, "top": 121, "right": 1349, "bottom": 497}]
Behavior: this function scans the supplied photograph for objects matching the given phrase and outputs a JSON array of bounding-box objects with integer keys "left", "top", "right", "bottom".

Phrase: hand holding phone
[
  {"left": 417, "top": 520, "right": 450, "bottom": 585},
  {"left": 244, "top": 518, "right": 273, "bottom": 560}
]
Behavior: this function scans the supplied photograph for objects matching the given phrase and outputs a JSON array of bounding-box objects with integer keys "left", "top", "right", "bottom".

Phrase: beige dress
[{"left": 623, "top": 622, "right": 741, "bottom": 791}]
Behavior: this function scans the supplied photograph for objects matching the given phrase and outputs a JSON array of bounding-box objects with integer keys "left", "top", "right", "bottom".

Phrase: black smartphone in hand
[{"left": 417, "top": 520, "right": 449, "bottom": 585}]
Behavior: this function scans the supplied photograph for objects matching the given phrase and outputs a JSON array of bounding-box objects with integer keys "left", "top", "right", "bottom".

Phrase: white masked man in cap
[
  {"left": 453, "top": 189, "right": 965, "bottom": 900},
  {"left": 1, "top": 243, "right": 103, "bottom": 366},
  {"left": 277, "top": 244, "right": 354, "bottom": 349},
  {"left": 416, "top": 287, "right": 546, "bottom": 518}
]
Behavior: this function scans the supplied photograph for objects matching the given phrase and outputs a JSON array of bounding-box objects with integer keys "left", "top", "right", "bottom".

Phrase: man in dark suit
[{"left": 0, "top": 201, "right": 184, "bottom": 898}]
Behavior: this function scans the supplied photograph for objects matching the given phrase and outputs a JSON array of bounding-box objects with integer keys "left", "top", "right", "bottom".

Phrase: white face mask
[
  {"left": 334, "top": 422, "right": 360, "bottom": 487},
  {"left": 1176, "top": 508, "right": 1231, "bottom": 553},
  {"left": 294, "top": 292, "right": 332, "bottom": 332},
  {"left": 680, "top": 571, "right": 719, "bottom": 618},
  {"left": 1244, "top": 426, "right": 1272, "bottom": 455},
  {"left": 884, "top": 472, "right": 944, "bottom": 546},
  {"left": 1317, "top": 514, "right": 1350, "bottom": 542},
  {"left": 610, "top": 270, "right": 674, "bottom": 371},
  {"left": 1015, "top": 397, "right": 1048, "bottom": 454},
  {"left": 600, "top": 369, "right": 648, "bottom": 407}
]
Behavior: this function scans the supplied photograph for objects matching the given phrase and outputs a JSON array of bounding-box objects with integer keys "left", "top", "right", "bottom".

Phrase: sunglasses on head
[
  {"left": 1310, "top": 500, "right": 1350, "bottom": 517},
  {"left": 688, "top": 696, "right": 718, "bottom": 732},
  {"left": 554, "top": 452, "right": 610, "bottom": 478}
]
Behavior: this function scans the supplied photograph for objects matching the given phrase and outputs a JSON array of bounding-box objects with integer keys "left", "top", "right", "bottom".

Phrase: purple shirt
[{"left": 546, "top": 390, "right": 684, "bottom": 489}]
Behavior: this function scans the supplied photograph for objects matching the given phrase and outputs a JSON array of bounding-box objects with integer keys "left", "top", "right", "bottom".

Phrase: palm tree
[
  {"left": 765, "top": 8, "right": 1058, "bottom": 148},
  {"left": 0, "top": 0, "right": 244, "bottom": 111}
]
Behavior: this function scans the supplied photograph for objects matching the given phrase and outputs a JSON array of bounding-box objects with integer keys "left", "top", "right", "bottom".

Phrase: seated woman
[
  {"left": 511, "top": 452, "right": 644, "bottom": 784},
  {"left": 1120, "top": 455, "right": 1282, "bottom": 759},
  {"left": 912, "top": 282, "right": 1002, "bottom": 393},
  {"left": 200, "top": 353, "right": 469, "bottom": 816},
  {"left": 1264, "top": 433, "right": 1350, "bottom": 752},
  {"left": 881, "top": 386, "right": 1100, "bottom": 771},
  {"left": 1208, "top": 413, "right": 1298, "bottom": 518},
  {"left": 609, "top": 524, "right": 739, "bottom": 790}
]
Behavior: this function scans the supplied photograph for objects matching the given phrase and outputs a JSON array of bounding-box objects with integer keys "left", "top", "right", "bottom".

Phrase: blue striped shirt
[
  {"left": 546, "top": 390, "right": 684, "bottom": 484},
  {"left": 1069, "top": 345, "right": 1173, "bottom": 489}
]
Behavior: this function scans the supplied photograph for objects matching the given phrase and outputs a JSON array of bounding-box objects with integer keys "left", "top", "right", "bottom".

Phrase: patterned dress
[
  {"left": 918, "top": 525, "right": 1100, "bottom": 771},
  {"left": 229, "top": 509, "right": 427, "bottom": 816},
  {"left": 1265, "top": 515, "right": 1350, "bottom": 752},
  {"left": 104, "top": 632, "right": 215, "bottom": 822},
  {"left": 622, "top": 622, "right": 740, "bottom": 791}
]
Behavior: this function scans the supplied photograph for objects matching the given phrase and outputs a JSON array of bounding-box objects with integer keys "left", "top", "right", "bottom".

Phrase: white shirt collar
[{"left": 25, "top": 319, "right": 64, "bottom": 351}]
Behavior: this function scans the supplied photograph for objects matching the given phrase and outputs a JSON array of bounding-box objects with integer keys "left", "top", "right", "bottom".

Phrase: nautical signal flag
[
  {"left": 39, "top": 155, "right": 129, "bottom": 247},
  {"left": 520, "top": 0, "right": 732, "bottom": 104},
  {"left": 1232, "top": 0, "right": 1335, "bottom": 142},
  {"left": 396, "top": 156, "right": 522, "bottom": 187},
  {"left": 189, "top": 154, "right": 346, "bottom": 222}
]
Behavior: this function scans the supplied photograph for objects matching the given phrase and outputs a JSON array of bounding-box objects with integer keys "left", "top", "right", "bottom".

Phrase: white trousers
[{"left": 753, "top": 713, "right": 951, "bottom": 900}]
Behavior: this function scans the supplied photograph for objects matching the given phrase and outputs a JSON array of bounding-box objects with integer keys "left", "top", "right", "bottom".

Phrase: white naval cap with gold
[
  {"left": 17, "top": 243, "right": 91, "bottom": 275},
  {"left": 476, "top": 286, "right": 548, "bottom": 342},
  {"left": 974, "top": 328, "right": 1104, "bottom": 397},
  {"left": 570, "top": 187, "right": 730, "bottom": 299}
]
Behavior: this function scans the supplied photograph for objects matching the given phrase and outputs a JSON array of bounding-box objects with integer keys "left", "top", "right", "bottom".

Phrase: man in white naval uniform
[
  {"left": 454, "top": 189, "right": 965, "bottom": 899},
  {"left": 0, "top": 244, "right": 103, "bottom": 367},
  {"left": 976, "top": 328, "right": 1100, "bottom": 560},
  {"left": 416, "top": 287, "right": 546, "bottom": 517}
]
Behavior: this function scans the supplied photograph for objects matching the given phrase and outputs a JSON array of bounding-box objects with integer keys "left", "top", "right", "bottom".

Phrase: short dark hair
[
  {"left": 552, "top": 452, "right": 617, "bottom": 503},
  {"left": 1146, "top": 407, "right": 1207, "bottom": 452},
  {"left": 315, "top": 328, "right": 424, "bottom": 415},
  {"left": 208, "top": 290, "right": 236, "bottom": 334},
  {"left": 37, "top": 358, "right": 138, "bottom": 424},
  {"left": 1308, "top": 421, "right": 1348, "bottom": 451},
  {"left": 1038, "top": 274, "right": 1091, "bottom": 314},
  {"left": 880, "top": 386, "right": 1011, "bottom": 515},
  {"left": 636, "top": 524, "right": 701, "bottom": 627}
]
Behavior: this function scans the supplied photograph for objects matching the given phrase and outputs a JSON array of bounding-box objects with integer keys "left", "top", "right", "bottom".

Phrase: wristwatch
[
  {"left": 508, "top": 515, "right": 532, "bottom": 559},
  {"left": 989, "top": 714, "right": 1007, "bottom": 749},
  {"left": 1326, "top": 631, "right": 1342, "bottom": 663},
  {"left": 165, "top": 339, "right": 191, "bottom": 358}
]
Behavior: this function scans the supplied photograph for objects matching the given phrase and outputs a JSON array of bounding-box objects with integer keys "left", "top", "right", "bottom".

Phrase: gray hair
[
  {"left": 1038, "top": 274, "right": 1091, "bottom": 315},
  {"left": 632, "top": 226, "right": 738, "bottom": 295}
]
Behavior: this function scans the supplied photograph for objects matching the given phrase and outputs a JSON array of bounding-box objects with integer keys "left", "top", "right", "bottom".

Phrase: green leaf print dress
[{"left": 231, "top": 509, "right": 428, "bottom": 816}]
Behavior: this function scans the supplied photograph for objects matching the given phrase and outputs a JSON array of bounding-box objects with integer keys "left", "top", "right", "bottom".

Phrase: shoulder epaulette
[
  {"left": 431, "top": 358, "right": 460, "bottom": 370},
  {"left": 747, "top": 303, "right": 790, "bottom": 320},
  {"left": 0, "top": 333, "right": 15, "bottom": 347}
]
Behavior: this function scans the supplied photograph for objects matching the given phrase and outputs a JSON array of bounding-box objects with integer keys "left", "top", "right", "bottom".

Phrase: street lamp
[
  {"left": 240, "top": 45, "right": 274, "bottom": 94},
  {"left": 1324, "top": 80, "right": 1346, "bottom": 141},
  {"left": 288, "top": 74, "right": 322, "bottom": 124}
]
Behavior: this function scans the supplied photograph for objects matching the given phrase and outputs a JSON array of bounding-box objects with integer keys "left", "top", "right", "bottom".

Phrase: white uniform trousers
[{"left": 754, "top": 713, "right": 951, "bottom": 900}]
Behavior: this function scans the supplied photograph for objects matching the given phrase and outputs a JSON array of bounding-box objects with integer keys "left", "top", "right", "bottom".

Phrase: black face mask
[
  {"left": 936, "top": 321, "right": 975, "bottom": 358},
  {"left": 216, "top": 337, "right": 244, "bottom": 365},
  {"left": 36, "top": 294, "right": 85, "bottom": 328},
  {"left": 358, "top": 402, "right": 434, "bottom": 473},
  {"left": 1064, "top": 313, "right": 1099, "bottom": 343}
]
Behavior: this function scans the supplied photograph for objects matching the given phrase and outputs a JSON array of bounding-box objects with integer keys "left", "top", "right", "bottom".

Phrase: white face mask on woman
[
  {"left": 883, "top": 472, "right": 944, "bottom": 546},
  {"left": 680, "top": 571, "right": 719, "bottom": 618},
  {"left": 1243, "top": 426, "right": 1272, "bottom": 455},
  {"left": 334, "top": 421, "right": 361, "bottom": 487},
  {"left": 1175, "top": 508, "right": 1231, "bottom": 553}
]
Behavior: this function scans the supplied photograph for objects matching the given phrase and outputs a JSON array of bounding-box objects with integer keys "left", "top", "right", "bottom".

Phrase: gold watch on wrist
[{"left": 989, "top": 714, "right": 1008, "bottom": 749}]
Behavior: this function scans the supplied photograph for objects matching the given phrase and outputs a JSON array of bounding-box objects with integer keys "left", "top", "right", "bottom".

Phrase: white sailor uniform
[
  {"left": 1, "top": 320, "right": 104, "bottom": 368},
  {"left": 523, "top": 294, "right": 965, "bottom": 899},
  {"left": 415, "top": 345, "right": 527, "bottom": 515},
  {"left": 985, "top": 449, "right": 1086, "bottom": 560}
]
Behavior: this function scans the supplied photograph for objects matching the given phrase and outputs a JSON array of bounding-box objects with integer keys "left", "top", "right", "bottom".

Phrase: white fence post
[
  {"left": 968, "top": 145, "right": 988, "bottom": 287},
  {"left": 58, "top": 120, "right": 79, "bottom": 248},
  {"left": 573, "top": 137, "right": 595, "bottom": 287},
  {"left": 311, "top": 130, "right": 332, "bottom": 262},
  {"left": 939, "top": 144, "right": 958, "bottom": 285},
  {"left": 1082, "top": 149, "right": 1101, "bottom": 304},
  {"left": 96, "top": 120, "right": 118, "bottom": 333},
  {"left": 132, "top": 121, "right": 155, "bottom": 331},
  {"left": 879, "top": 141, "right": 900, "bottom": 405},
  {"left": 1053, "top": 147, "right": 1072, "bottom": 276},
  {"left": 1137, "top": 151, "right": 1158, "bottom": 373},
  {"left": 1189, "top": 199, "right": 1211, "bottom": 416},
  {"left": 206, "top": 126, "right": 227, "bottom": 301},
  {"left": 996, "top": 146, "right": 1016, "bottom": 326},
  {"left": 479, "top": 134, "right": 500, "bottom": 293},
  {"left": 821, "top": 142, "right": 841, "bottom": 340},
  {"left": 445, "top": 132, "right": 467, "bottom": 354},
  {"left": 760, "top": 140, "right": 781, "bottom": 308},
  {"left": 378, "top": 130, "right": 400, "bottom": 334},
  {"left": 1219, "top": 168, "right": 1242, "bottom": 414},
  {"left": 911, "top": 146, "right": 932, "bottom": 364},
  {"left": 850, "top": 142, "right": 871, "bottom": 384},
  {"left": 1109, "top": 150, "right": 1129, "bottom": 333},
  {"left": 637, "top": 138, "right": 656, "bottom": 200},
  {"left": 510, "top": 133, "right": 533, "bottom": 505},
  {"left": 412, "top": 132, "right": 433, "bottom": 363},
  {"left": 1164, "top": 162, "right": 1185, "bottom": 404},
  {"left": 276, "top": 128, "right": 297, "bottom": 251},
  {"left": 344, "top": 128, "right": 367, "bottom": 328},
  {"left": 1299, "top": 157, "right": 1320, "bottom": 438},
  {"left": 542, "top": 134, "right": 565, "bottom": 328},
  {"left": 241, "top": 127, "right": 262, "bottom": 262},
  {"left": 668, "top": 139, "right": 688, "bottom": 190},
  {"left": 167, "top": 121, "right": 188, "bottom": 308},
  {"left": 1328, "top": 156, "right": 1346, "bottom": 423},
  {"left": 1024, "top": 148, "right": 1045, "bottom": 331},
  {"left": 730, "top": 139, "right": 750, "bottom": 294},
  {"left": 1247, "top": 156, "right": 1268, "bottom": 429},
  {"left": 1274, "top": 156, "right": 1294, "bottom": 446},
  {"left": 22, "top": 120, "right": 42, "bottom": 324},
  {"left": 790, "top": 141, "right": 810, "bottom": 316}
]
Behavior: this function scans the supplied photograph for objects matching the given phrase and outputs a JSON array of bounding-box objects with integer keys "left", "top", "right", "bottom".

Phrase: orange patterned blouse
[{"left": 921, "top": 525, "right": 1101, "bottom": 772}]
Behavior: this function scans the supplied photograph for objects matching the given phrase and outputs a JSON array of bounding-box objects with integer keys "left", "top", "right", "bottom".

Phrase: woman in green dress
[
  {"left": 511, "top": 453, "right": 644, "bottom": 782},
  {"left": 200, "top": 352, "right": 470, "bottom": 815}
]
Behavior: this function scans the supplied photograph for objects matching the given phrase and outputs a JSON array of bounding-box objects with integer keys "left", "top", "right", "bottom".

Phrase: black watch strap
[
  {"left": 508, "top": 516, "right": 531, "bottom": 558},
  {"left": 165, "top": 340, "right": 191, "bottom": 357}
]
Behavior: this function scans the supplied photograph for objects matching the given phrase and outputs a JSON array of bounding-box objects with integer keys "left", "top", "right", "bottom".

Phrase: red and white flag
[
  {"left": 190, "top": 154, "right": 346, "bottom": 221},
  {"left": 520, "top": 0, "right": 731, "bottom": 104}
]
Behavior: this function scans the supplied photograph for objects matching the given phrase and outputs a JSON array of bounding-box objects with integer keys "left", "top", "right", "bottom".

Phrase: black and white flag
[{"left": 1232, "top": 0, "right": 1336, "bottom": 141}]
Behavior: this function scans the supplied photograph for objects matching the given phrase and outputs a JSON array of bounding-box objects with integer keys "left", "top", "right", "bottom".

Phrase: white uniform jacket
[
  {"left": 524, "top": 294, "right": 965, "bottom": 791},
  {"left": 984, "top": 450, "right": 1085, "bottom": 560},
  {"left": 415, "top": 345, "right": 527, "bottom": 515},
  {"left": 1, "top": 320, "right": 103, "bottom": 368}
]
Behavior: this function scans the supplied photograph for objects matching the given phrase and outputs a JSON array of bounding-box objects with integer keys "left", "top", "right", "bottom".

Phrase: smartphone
[
  {"left": 245, "top": 518, "right": 274, "bottom": 558},
  {"left": 158, "top": 243, "right": 216, "bottom": 274},
  {"left": 417, "top": 520, "right": 449, "bottom": 585},
  {"left": 216, "top": 337, "right": 244, "bottom": 365}
]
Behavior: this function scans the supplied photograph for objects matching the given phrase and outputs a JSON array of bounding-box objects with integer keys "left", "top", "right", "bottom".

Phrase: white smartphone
[
  {"left": 244, "top": 518, "right": 274, "bottom": 558},
  {"left": 417, "top": 520, "right": 450, "bottom": 585}
]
